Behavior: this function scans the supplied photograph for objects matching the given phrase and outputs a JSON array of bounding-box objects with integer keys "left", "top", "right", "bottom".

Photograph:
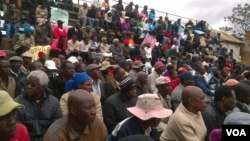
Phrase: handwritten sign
[
  {"left": 50, "top": 7, "right": 69, "bottom": 25},
  {"left": 28, "top": 46, "right": 50, "bottom": 61}
]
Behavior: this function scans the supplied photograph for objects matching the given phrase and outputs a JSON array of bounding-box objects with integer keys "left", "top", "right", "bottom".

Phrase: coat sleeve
[
  {"left": 60, "top": 93, "right": 69, "bottom": 116},
  {"left": 103, "top": 99, "right": 116, "bottom": 133},
  {"left": 92, "top": 92, "right": 103, "bottom": 121}
]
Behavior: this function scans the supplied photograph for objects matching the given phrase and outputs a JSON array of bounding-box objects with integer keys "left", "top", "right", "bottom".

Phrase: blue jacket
[{"left": 194, "top": 75, "right": 213, "bottom": 96}]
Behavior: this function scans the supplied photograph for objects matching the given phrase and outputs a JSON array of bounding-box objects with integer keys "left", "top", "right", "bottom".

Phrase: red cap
[
  {"left": 0, "top": 50, "right": 6, "bottom": 57},
  {"left": 38, "top": 51, "right": 46, "bottom": 58},
  {"left": 123, "top": 39, "right": 129, "bottom": 46}
]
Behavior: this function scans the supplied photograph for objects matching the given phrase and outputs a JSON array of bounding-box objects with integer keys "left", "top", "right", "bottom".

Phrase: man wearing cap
[
  {"left": 53, "top": 20, "right": 67, "bottom": 39},
  {"left": 21, "top": 51, "right": 33, "bottom": 74},
  {"left": 156, "top": 76, "right": 172, "bottom": 108},
  {"left": 44, "top": 60, "right": 59, "bottom": 80},
  {"left": 171, "top": 72, "right": 195, "bottom": 111},
  {"left": 103, "top": 77, "right": 137, "bottom": 133},
  {"left": 9, "top": 56, "right": 27, "bottom": 96},
  {"left": 0, "top": 59, "right": 16, "bottom": 97},
  {"left": 160, "top": 86, "right": 207, "bottom": 141},
  {"left": 49, "top": 61, "right": 75, "bottom": 99},
  {"left": 148, "top": 61, "right": 166, "bottom": 94},
  {"left": 0, "top": 90, "right": 30, "bottom": 141},
  {"left": 14, "top": 26, "right": 35, "bottom": 55},
  {"left": 111, "top": 94, "right": 173, "bottom": 141},
  {"left": 128, "top": 61, "right": 144, "bottom": 81},
  {"left": 86, "top": 64, "right": 105, "bottom": 98}
]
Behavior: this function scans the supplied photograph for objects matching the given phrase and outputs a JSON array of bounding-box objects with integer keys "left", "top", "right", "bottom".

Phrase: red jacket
[
  {"left": 53, "top": 26, "right": 67, "bottom": 39},
  {"left": 9, "top": 123, "right": 30, "bottom": 141}
]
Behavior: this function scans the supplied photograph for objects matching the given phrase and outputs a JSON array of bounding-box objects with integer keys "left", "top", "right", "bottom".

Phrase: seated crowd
[{"left": 1, "top": 0, "right": 250, "bottom": 141}]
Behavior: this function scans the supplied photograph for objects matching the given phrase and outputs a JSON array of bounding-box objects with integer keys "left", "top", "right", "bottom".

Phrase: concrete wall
[{"left": 241, "top": 31, "right": 250, "bottom": 65}]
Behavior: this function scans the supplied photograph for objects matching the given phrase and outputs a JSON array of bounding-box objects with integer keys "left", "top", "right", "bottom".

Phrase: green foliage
[{"left": 220, "top": 3, "right": 250, "bottom": 38}]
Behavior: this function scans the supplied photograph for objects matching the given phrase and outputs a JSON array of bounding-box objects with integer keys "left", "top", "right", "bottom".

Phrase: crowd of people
[{"left": 1, "top": 0, "right": 250, "bottom": 141}]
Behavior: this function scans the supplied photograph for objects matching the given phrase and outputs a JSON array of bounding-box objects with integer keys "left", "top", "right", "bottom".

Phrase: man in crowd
[
  {"left": 202, "top": 85, "right": 236, "bottom": 141},
  {"left": 112, "top": 94, "right": 173, "bottom": 141},
  {"left": 148, "top": 61, "right": 166, "bottom": 94},
  {"left": 44, "top": 89, "right": 108, "bottom": 141},
  {"left": 171, "top": 72, "right": 194, "bottom": 110},
  {"left": 160, "top": 86, "right": 207, "bottom": 141},
  {"left": 49, "top": 61, "right": 75, "bottom": 99},
  {"left": 15, "top": 70, "right": 62, "bottom": 141},
  {"left": 0, "top": 90, "right": 30, "bottom": 141},
  {"left": 0, "top": 59, "right": 16, "bottom": 97},
  {"left": 103, "top": 77, "right": 137, "bottom": 133}
]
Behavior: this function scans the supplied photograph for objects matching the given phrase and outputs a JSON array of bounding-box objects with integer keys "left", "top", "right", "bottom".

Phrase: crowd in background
[{"left": 1, "top": 0, "right": 250, "bottom": 141}]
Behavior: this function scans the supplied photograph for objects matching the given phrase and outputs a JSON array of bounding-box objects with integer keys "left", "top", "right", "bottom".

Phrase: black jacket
[
  {"left": 103, "top": 92, "right": 136, "bottom": 133},
  {"left": 15, "top": 89, "right": 62, "bottom": 141},
  {"left": 67, "top": 27, "right": 83, "bottom": 41}
]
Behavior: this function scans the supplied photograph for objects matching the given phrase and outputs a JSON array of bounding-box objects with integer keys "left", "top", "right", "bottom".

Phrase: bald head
[
  {"left": 68, "top": 89, "right": 96, "bottom": 125},
  {"left": 68, "top": 89, "right": 93, "bottom": 109},
  {"left": 182, "top": 86, "right": 207, "bottom": 113}
]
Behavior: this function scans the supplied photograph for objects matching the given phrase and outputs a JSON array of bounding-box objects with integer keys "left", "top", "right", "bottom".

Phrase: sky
[{"left": 74, "top": 0, "right": 249, "bottom": 30}]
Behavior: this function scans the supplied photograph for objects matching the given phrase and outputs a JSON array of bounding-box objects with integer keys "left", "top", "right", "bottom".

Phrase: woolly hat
[
  {"left": 154, "top": 61, "right": 165, "bottom": 70},
  {"left": 119, "top": 77, "right": 135, "bottom": 90}
]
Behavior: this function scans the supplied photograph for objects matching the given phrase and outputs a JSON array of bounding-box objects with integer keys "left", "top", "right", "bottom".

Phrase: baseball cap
[{"left": 45, "top": 60, "right": 57, "bottom": 70}]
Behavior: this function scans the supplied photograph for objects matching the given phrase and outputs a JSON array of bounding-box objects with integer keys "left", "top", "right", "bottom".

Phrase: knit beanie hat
[
  {"left": 119, "top": 77, "right": 134, "bottom": 90},
  {"left": 154, "top": 61, "right": 165, "bottom": 70}
]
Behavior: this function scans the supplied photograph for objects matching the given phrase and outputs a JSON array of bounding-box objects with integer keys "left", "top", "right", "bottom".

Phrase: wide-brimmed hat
[
  {"left": 132, "top": 61, "right": 144, "bottom": 69},
  {"left": 127, "top": 94, "right": 172, "bottom": 120},
  {"left": 0, "top": 90, "right": 23, "bottom": 116},
  {"left": 155, "top": 76, "right": 171, "bottom": 85},
  {"left": 100, "top": 61, "right": 114, "bottom": 71}
]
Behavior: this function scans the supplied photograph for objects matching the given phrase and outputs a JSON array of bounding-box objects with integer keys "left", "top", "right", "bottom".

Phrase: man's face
[
  {"left": 79, "top": 80, "right": 93, "bottom": 93},
  {"left": 10, "top": 60, "right": 22, "bottom": 72},
  {"left": 90, "top": 68, "right": 101, "bottom": 79},
  {"left": 193, "top": 92, "right": 207, "bottom": 112},
  {"left": 22, "top": 57, "right": 32, "bottom": 66},
  {"left": 223, "top": 90, "right": 237, "bottom": 111},
  {"left": 0, "top": 111, "right": 17, "bottom": 140},
  {"left": 25, "top": 76, "right": 44, "bottom": 98},
  {"left": 0, "top": 60, "right": 11, "bottom": 75},
  {"left": 75, "top": 97, "right": 96, "bottom": 124},
  {"left": 145, "top": 118, "right": 161, "bottom": 127},
  {"left": 156, "top": 66, "right": 166, "bottom": 75},
  {"left": 63, "top": 63, "right": 75, "bottom": 78},
  {"left": 126, "top": 84, "right": 137, "bottom": 98}
]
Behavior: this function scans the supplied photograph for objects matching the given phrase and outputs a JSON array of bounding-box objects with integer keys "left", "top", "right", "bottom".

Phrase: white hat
[
  {"left": 45, "top": 60, "right": 57, "bottom": 70},
  {"left": 67, "top": 56, "right": 79, "bottom": 64},
  {"left": 21, "top": 51, "right": 32, "bottom": 58}
]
